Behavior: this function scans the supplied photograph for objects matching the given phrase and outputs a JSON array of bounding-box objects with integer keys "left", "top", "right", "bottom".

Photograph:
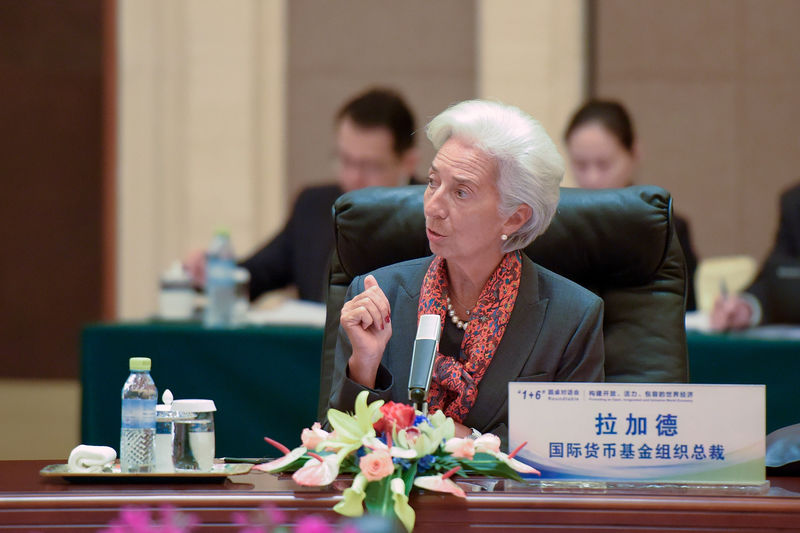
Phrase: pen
[{"left": 222, "top": 457, "right": 270, "bottom": 464}]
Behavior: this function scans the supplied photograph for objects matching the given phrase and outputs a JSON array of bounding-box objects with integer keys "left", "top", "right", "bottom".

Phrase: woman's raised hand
[{"left": 340, "top": 275, "right": 393, "bottom": 388}]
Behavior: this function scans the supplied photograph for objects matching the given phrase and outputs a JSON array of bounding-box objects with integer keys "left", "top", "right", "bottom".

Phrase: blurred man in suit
[
  {"left": 712, "top": 183, "right": 800, "bottom": 329},
  {"left": 186, "top": 87, "right": 419, "bottom": 302}
]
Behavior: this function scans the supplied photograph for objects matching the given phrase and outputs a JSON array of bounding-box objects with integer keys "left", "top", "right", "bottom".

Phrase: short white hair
[{"left": 426, "top": 100, "right": 564, "bottom": 252}]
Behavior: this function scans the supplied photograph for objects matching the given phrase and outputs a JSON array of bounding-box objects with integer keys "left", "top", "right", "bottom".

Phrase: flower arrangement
[{"left": 255, "top": 391, "right": 538, "bottom": 532}]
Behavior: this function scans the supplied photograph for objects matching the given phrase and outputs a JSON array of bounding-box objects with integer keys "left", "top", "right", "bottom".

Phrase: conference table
[
  {"left": 81, "top": 322, "right": 800, "bottom": 460},
  {"left": 2, "top": 460, "right": 800, "bottom": 531}
]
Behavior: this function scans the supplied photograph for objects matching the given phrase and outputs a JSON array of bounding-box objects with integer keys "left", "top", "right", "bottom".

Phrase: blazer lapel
[{"left": 462, "top": 257, "right": 549, "bottom": 429}]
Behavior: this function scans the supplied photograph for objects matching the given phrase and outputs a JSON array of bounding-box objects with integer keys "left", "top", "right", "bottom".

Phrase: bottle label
[
  {"left": 207, "top": 257, "right": 235, "bottom": 287},
  {"left": 121, "top": 398, "right": 157, "bottom": 429}
]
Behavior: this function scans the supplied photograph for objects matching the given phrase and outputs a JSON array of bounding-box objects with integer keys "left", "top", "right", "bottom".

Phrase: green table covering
[
  {"left": 81, "top": 321, "right": 323, "bottom": 458},
  {"left": 687, "top": 330, "right": 800, "bottom": 434}
]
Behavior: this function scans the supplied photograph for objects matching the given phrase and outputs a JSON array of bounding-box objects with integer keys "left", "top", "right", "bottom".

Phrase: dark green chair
[{"left": 318, "top": 185, "right": 688, "bottom": 418}]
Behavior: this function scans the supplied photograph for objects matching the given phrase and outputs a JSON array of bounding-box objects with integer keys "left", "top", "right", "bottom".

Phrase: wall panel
[
  {"left": 287, "top": 0, "right": 476, "bottom": 196},
  {"left": 0, "top": 0, "right": 104, "bottom": 378},
  {"left": 479, "top": 0, "right": 587, "bottom": 186},
  {"left": 594, "top": 0, "right": 800, "bottom": 263}
]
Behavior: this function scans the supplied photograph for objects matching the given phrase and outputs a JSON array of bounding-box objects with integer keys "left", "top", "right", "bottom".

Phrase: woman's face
[
  {"left": 423, "top": 138, "right": 514, "bottom": 267},
  {"left": 566, "top": 122, "right": 636, "bottom": 189}
]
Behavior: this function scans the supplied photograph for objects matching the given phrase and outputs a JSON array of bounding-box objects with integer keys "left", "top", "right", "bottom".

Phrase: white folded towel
[{"left": 68, "top": 445, "right": 117, "bottom": 472}]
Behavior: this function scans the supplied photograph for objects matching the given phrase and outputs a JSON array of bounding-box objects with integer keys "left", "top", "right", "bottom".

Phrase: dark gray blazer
[
  {"left": 746, "top": 183, "right": 800, "bottom": 323},
  {"left": 329, "top": 254, "right": 605, "bottom": 444}
]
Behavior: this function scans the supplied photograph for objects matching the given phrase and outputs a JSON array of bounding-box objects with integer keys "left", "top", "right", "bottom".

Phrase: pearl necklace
[{"left": 446, "top": 295, "right": 471, "bottom": 330}]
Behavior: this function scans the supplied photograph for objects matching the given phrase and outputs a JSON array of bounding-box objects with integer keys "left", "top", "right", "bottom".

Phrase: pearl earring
[{"left": 501, "top": 234, "right": 508, "bottom": 241}]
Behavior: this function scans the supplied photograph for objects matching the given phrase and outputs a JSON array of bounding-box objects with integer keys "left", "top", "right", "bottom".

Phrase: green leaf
[
  {"left": 458, "top": 453, "right": 524, "bottom": 481},
  {"left": 400, "top": 461, "right": 418, "bottom": 496},
  {"left": 262, "top": 456, "right": 308, "bottom": 473},
  {"left": 364, "top": 477, "right": 393, "bottom": 517},
  {"left": 432, "top": 455, "right": 460, "bottom": 472}
]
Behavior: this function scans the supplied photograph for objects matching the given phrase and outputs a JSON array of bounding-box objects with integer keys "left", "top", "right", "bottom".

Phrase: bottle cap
[
  {"left": 214, "top": 227, "right": 230, "bottom": 237},
  {"left": 156, "top": 389, "right": 174, "bottom": 413},
  {"left": 129, "top": 357, "right": 151, "bottom": 371},
  {"left": 171, "top": 399, "right": 217, "bottom": 412}
]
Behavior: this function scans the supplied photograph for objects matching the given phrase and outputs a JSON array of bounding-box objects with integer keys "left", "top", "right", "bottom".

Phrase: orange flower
[{"left": 358, "top": 450, "right": 395, "bottom": 481}]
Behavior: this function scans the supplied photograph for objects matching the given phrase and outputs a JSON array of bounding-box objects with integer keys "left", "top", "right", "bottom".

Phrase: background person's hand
[
  {"left": 340, "top": 275, "right": 392, "bottom": 388},
  {"left": 184, "top": 249, "right": 207, "bottom": 288},
  {"left": 710, "top": 294, "right": 753, "bottom": 331}
]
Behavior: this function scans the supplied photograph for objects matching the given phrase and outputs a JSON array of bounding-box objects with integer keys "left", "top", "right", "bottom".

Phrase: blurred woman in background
[{"left": 564, "top": 100, "right": 698, "bottom": 311}]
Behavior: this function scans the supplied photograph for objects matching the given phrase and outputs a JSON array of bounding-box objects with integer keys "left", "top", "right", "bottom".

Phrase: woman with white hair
[{"left": 329, "top": 100, "right": 605, "bottom": 444}]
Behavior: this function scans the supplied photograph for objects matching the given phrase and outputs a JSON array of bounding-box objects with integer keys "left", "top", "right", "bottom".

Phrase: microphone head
[
  {"left": 415, "top": 314, "right": 441, "bottom": 341},
  {"left": 409, "top": 314, "right": 441, "bottom": 404}
]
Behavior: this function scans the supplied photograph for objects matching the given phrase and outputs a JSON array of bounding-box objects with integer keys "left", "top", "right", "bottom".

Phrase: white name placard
[{"left": 508, "top": 383, "right": 765, "bottom": 483}]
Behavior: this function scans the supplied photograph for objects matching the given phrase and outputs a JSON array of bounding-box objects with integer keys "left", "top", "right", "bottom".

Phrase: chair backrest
[{"left": 318, "top": 185, "right": 689, "bottom": 418}]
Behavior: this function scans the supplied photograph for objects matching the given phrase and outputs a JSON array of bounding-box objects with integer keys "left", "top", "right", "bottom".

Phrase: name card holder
[{"left": 508, "top": 383, "right": 767, "bottom": 494}]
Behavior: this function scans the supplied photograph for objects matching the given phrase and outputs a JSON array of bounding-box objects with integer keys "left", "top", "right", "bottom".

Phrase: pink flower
[
  {"left": 292, "top": 454, "right": 339, "bottom": 486},
  {"left": 413, "top": 467, "right": 466, "bottom": 498},
  {"left": 358, "top": 449, "right": 395, "bottom": 481},
  {"left": 117, "top": 508, "right": 152, "bottom": 530},
  {"left": 501, "top": 441, "right": 541, "bottom": 476},
  {"left": 444, "top": 437, "right": 475, "bottom": 459},
  {"left": 255, "top": 436, "right": 307, "bottom": 473},
  {"left": 474, "top": 434, "right": 501, "bottom": 454},
  {"left": 373, "top": 401, "right": 416, "bottom": 434},
  {"left": 261, "top": 504, "right": 286, "bottom": 525},
  {"left": 253, "top": 446, "right": 306, "bottom": 473},
  {"left": 404, "top": 427, "right": 421, "bottom": 445},
  {"left": 295, "top": 515, "right": 334, "bottom": 533},
  {"left": 504, "top": 456, "right": 541, "bottom": 475},
  {"left": 301, "top": 422, "right": 329, "bottom": 449}
]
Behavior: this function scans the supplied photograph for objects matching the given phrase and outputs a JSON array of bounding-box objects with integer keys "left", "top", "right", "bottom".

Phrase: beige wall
[
  {"left": 594, "top": 0, "right": 800, "bottom": 264},
  {"left": 286, "top": 0, "right": 477, "bottom": 196},
  {"left": 479, "top": 0, "right": 587, "bottom": 187},
  {"left": 0, "top": 379, "right": 80, "bottom": 460},
  {"left": 117, "top": 0, "right": 286, "bottom": 319}
]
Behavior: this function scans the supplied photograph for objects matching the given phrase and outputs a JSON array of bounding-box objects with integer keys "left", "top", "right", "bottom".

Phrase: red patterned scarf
[{"left": 417, "top": 251, "right": 522, "bottom": 423}]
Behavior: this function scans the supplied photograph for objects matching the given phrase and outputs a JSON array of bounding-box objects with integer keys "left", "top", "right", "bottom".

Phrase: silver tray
[{"left": 39, "top": 462, "right": 252, "bottom": 482}]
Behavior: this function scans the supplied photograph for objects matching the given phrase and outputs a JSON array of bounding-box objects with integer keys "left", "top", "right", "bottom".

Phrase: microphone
[{"left": 408, "top": 314, "right": 441, "bottom": 410}]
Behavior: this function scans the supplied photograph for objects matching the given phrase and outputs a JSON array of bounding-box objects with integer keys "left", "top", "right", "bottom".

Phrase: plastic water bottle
[
  {"left": 204, "top": 230, "right": 236, "bottom": 328},
  {"left": 120, "top": 357, "right": 158, "bottom": 473}
]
